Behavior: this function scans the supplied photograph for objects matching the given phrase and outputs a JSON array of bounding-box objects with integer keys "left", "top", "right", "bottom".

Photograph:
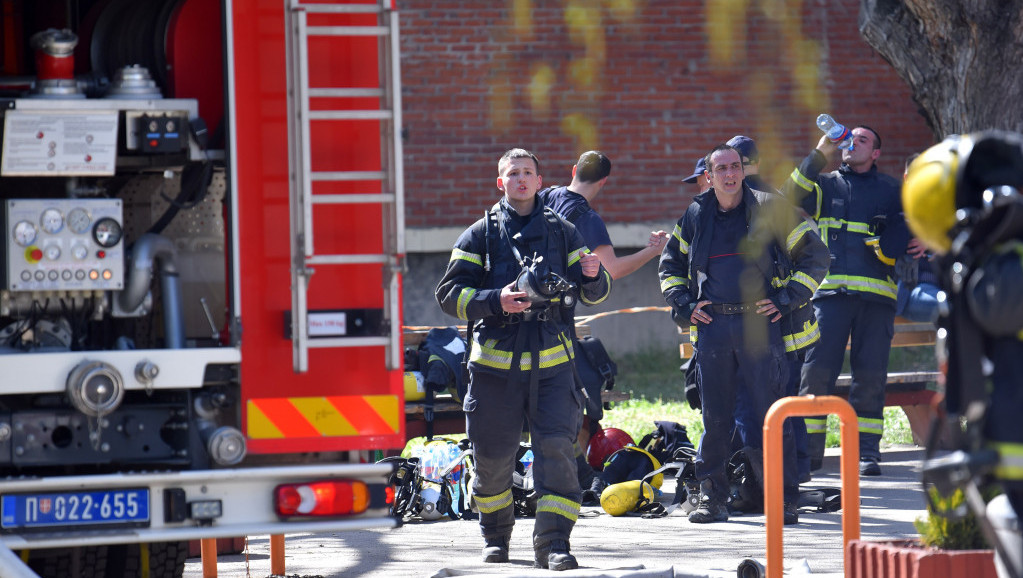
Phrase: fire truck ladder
[{"left": 285, "top": 0, "right": 405, "bottom": 373}]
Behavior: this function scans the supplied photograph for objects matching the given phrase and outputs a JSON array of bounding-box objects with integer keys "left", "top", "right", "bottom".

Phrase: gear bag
[{"left": 573, "top": 335, "right": 617, "bottom": 420}]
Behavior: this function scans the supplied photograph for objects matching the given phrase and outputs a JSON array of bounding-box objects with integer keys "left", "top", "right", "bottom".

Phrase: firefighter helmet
[
  {"left": 599, "top": 479, "right": 656, "bottom": 517},
  {"left": 586, "top": 427, "right": 634, "bottom": 471},
  {"left": 903, "top": 131, "right": 1023, "bottom": 254}
]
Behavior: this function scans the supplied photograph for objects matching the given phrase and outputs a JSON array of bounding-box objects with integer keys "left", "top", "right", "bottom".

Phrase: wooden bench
[
  {"left": 402, "top": 325, "right": 630, "bottom": 442},
  {"left": 678, "top": 316, "right": 942, "bottom": 443}
]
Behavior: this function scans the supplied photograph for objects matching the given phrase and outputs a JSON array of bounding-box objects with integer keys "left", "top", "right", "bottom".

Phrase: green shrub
[{"left": 914, "top": 487, "right": 991, "bottom": 550}]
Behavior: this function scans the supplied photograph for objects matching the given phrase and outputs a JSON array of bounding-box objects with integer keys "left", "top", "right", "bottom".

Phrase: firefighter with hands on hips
[
  {"left": 903, "top": 131, "right": 1023, "bottom": 571},
  {"left": 435, "top": 148, "right": 611, "bottom": 571},
  {"left": 783, "top": 126, "right": 912, "bottom": 477},
  {"left": 658, "top": 144, "right": 829, "bottom": 525},
  {"left": 725, "top": 135, "right": 820, "bottom": 485}
]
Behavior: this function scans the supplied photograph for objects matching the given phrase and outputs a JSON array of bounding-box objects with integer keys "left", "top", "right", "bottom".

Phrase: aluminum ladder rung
[
  {"left": 306, "top": 254, "right": 388, "bottom": 265},
  {"left": 308, "top": 25, "right": 388, "bottom": 37},
  {"left": 309, "top": 88, "right": 384, "bottom": 98},
  {"left": 311, "top": 170, "right": 386, "bottom": 182},
  {"left": 309, "top": 110, "right": 392, "bottom": 120},
  {"left": 292, "top": 3, "right": 385, "bottom": 14},
  {"left": 306, "top": 336, "right": 390, "bottom": 349},
  {"left": 312, "top": 193, "right": 395, "bottom": 204}
]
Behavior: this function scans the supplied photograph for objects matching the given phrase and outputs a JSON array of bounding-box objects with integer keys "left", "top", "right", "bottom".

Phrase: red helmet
[{"left": 586, "top": 427, "right": 634, "bottom": 471}]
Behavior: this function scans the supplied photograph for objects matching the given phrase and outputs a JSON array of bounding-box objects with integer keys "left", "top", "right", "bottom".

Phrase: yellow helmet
[
  {"left": 902, "top": 136, "right": 965, "bottom": 254},
  {"left": 599, "top": 480, "right": 656, "bottom": 517},
  {"left": 903, "top": 131, "right": 1023, "bottom": 255}
]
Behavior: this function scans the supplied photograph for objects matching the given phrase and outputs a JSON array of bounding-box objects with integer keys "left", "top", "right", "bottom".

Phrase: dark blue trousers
[
  {"left": 694, "top": 313, "right": 798, "bottom": 503},
  {"left": 465, "top": 367, "right": 582, "bottom": 551},
  {"left": 800, "top": 294, "right": 894, "bottom": 462}
]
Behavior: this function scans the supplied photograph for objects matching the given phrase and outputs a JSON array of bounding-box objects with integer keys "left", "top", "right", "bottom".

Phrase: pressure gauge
[
  {"left": 93, "top": 217, "right": 123, "bottom": 248},
  {"left": 44, "top": 245, "right": 61, "bottom": 260},
  {"left": 71, "top": 244, "right": 89, "bottom": 260},
  {"left": 40, "top": 208, "right": 64, "bottom": 234},
  {"left": 67, "top": 207, "right": 91, "bottom": 234},
  {"left": 13, "top": 221, "right": 37, "bottom": 247}
]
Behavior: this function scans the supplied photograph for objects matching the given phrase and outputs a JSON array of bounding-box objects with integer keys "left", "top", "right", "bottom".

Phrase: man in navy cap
[
  {"left": 726, "top": 135, "right": 774, "bottom": 193},
  {"left": 682, "top": 156, "right": 709, "bottom": 191}
]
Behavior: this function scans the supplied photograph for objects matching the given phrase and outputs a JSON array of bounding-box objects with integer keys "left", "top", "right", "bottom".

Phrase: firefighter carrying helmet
[
  {"left": 903, "top": 131, "right": 1023, "bottom": 255},
  {"left": 586, "top": 427, "right": 634, "bottom": 471}
]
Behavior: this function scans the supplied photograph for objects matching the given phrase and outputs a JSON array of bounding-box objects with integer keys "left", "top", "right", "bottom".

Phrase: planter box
[{"left": 847, "top": 539, "right": 997, "bottom": 578}]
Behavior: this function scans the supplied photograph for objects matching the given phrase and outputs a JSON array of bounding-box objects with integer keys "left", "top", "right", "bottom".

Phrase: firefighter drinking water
[{"left": 435, "top": 148, "right": 612, "bottom": 570}]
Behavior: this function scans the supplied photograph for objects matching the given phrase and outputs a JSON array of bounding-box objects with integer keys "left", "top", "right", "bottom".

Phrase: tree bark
[{"left": 859, "top": 0, "right": 1023, "bottom": 139}]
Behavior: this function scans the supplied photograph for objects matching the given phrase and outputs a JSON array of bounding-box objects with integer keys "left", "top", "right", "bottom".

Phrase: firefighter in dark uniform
[
  {"left": 903, "top": 131, "right": 1023, "bottom": 568},
  {"left": 659, "top": 144, "right": 829, "bottom": 524},
  {"left": 783, "top": 127, "right": 911, "bottom": 476},
  {"left": 435, "top": 148, "right": 612, "bottom": 571}
]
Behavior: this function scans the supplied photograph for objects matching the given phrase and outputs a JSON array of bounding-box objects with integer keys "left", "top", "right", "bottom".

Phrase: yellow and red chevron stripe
[{"left": 247, "top": 395, "right": 400, "bottom": 439}]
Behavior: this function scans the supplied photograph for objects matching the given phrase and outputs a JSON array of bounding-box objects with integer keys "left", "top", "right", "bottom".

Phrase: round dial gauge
[
  {"left": 93, "top": 218, "right": 123, "bottom": 248},
  {"left": 71, "top": 244, "right": 89, "bottom": 260},
  {"left": 44, "top": 245, "right": 61, "bottom": 260},
  {"left": 40, "top": 208, "right": 64, "bottom": 234},
  {"left": 67, "top": 208, "right": 91, "bottom": 234},
  {"left": 13, "top": 221, "right": 37, "bottom": 247}
]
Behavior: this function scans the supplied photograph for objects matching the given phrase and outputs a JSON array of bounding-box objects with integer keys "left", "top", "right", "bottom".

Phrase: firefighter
[
  {"left": 783, "top": 126, "right": 912, "bottom": 476},
  {"left": 435, "top": 148, "right": 612, "bottom": 571},
  {"left": 902, "top": 130, "right": 1023, "bottom": 552},
  {"left": 659, "top": 144, "right": 829, "bottom": 524}
]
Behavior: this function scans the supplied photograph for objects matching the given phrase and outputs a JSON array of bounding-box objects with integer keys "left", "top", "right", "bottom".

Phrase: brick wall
[{"left": 398, "top": 0, "right": 935, "bottom": 230}]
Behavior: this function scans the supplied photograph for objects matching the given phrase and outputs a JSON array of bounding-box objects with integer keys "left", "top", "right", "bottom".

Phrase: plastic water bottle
[
  {"left": 816, "top": 114, "right": 854, "bottom": 150},
  {"left": 520, "top": 449, "right": 534, "bottom": 476}
]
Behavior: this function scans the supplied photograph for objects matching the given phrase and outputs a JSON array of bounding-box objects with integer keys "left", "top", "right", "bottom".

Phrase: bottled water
[{"left": 816, "top": 114, "right": 854, "bottom": 150}]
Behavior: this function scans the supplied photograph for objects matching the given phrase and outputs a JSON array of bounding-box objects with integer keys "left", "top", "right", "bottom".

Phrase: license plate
[{"left": 1, "top": 488, "right": 150, "bottom": 530}]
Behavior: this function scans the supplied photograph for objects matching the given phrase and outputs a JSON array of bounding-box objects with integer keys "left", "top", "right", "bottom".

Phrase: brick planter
[{"left": 847, "top": 539, "right": 997, "bottom": 578}]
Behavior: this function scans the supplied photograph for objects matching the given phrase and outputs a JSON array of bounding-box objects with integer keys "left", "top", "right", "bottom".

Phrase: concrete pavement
[{"left": 183, "top": 445, "right": 933, "bottom": 577}]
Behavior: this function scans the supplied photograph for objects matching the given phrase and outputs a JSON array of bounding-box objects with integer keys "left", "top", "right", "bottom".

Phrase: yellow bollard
[
  {"left": 200, "top": 538, "right": 218, "bottom": 578},
  {"left": 763, "top": 395, "right": 861, "bottom": 578},
  {"left": 271, "top": 534, "right": 286, "bottom": 575}
]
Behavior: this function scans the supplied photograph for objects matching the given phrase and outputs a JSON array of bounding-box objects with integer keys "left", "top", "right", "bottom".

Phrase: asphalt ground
[{"left": 183, "top": 444, "right": 933, "bottom": 578}]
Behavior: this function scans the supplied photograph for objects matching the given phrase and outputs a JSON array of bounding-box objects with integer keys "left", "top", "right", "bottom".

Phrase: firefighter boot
[
  {"left": 482, "top": 536, "right": 509, "bottom": 563},
  {"left": 535, "top": 539, "right": 578, "bottom": 571}
]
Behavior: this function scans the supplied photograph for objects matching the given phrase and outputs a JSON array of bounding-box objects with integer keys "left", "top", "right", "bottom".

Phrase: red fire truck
[{"left": 0, "top": 0, "right": 405, "bottom": 575}]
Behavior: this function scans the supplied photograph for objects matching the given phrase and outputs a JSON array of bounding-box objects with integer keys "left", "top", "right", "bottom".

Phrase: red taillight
[
  {"left": 274, "top": 480, "right": 370, "bottom": 517},
  {"left": 385, "top": 485, "right": 395, "bottom": 506}
]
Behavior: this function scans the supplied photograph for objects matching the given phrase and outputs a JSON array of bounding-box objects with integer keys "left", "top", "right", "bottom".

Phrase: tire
[
  {"left": 24, "top": 546, "right": 108, "bottom": 578},
  {"left": 105, "top": 541, "right": 187, "bottom": 578}
]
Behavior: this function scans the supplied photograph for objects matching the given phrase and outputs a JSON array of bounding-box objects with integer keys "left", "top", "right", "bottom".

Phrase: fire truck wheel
[
  {"left": 105, "top": 541, "right": 188, "bottom": 578},
  {"left": 24, "top": 546, "right": 108, "bottom": 578}
]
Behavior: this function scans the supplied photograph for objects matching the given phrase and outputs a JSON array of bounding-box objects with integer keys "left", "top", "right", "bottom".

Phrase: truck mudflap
[{"left": 0, "top": 462, "right": 398, "bottom": 550}]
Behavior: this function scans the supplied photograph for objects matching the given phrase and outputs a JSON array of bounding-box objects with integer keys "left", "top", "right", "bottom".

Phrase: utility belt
[{"left": 707, "top": 302, "right": 760, "bottom": 315}]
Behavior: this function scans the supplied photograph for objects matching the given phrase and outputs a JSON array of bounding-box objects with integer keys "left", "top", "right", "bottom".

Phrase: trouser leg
[
  {"left": 848, "top": 300, "right": 894, "bottom": 461},
  {"left": 800, "top": 297, "right": 854, "bottom": 467},
  {"left": 789, "top": 354, "right": 810, "bottom": 480},
  {"left": 465, "top": 370, "right": 524, "bottom": 542},
  {"left": 530, "top": 369, "right": 583, "bottom": 552},
  {"left": 694, "top": 319, "right": 740, "bottom": 504},
  {"left": 734, "top": 320, "right": 798, "bottom": 502}
]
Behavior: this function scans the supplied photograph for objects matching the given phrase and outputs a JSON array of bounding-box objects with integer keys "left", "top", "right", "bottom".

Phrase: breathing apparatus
[{"left": 514, "top": 253, "right": 576, "bottom": 307}]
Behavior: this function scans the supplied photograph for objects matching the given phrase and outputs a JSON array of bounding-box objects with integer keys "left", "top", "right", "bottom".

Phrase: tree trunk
[{"left": 859, "top": 0, "right": 1023, "bottom": 139}]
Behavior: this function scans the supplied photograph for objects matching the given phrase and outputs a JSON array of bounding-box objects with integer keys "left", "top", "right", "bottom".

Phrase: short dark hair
[
  {"left": 856, "top": 125, "right": 882, "bottom": 150},
  {"left": 704, "top": 144, "right": 740, "bottom": 173},
  {"left": 499, "top": 148, "right": 540, "bottom": 174},
  {"left": 575, "top": 150, "right": 612, "bottom": 183}
]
